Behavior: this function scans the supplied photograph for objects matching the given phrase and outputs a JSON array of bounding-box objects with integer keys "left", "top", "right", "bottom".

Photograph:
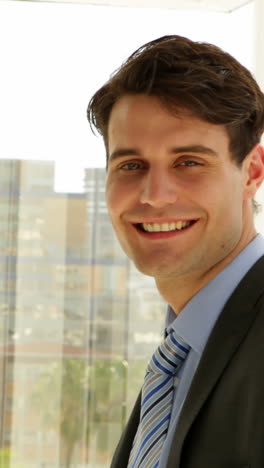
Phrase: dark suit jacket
[{"left": 111, "top": 255, "right": 264, "bottom": 468}]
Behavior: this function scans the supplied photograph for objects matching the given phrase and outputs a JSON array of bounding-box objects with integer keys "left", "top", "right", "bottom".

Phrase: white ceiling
[{"left": 23, "top": 0, "right": 252, "bottom": 13}]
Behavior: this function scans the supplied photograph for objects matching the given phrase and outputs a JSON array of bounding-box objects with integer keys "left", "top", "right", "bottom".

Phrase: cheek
[
  {"left": 105, "top": 180, "right": 116, "bottom": 216},
  {"left": 105, "top": 179, "right": 127, "bottom": 220},
  {"left": 106, "top": 176, "right": 138, "bottom": 214},
  {"left": 105, "top": 190, "right": 117, "bottom": 220},
  {"left": 206, "top": 178, "right": 243, "bottom": 224},
  {"left": 190, "top": 178, "right": 235, "bottom": 222}
]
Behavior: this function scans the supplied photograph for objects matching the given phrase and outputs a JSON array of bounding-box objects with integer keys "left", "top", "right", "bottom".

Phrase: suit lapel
[
  {"left": 167, "top": 255, "right": 264, "bottom": 467},
  {"left": 110, "top": 392, "right": 141, "bottom": 467}
]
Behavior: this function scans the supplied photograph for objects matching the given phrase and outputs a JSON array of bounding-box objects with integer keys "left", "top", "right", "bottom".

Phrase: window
[{"left": 0, "top": 1, "right": 261, "bottom": 467}]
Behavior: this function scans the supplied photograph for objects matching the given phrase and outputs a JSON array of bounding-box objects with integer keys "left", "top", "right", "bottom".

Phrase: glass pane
[
  {"left": 0, "top": 159, "right": 164, "bottom": 467},
  {"left": 0, "top": 1, "right": 261, "bottom": 467}
]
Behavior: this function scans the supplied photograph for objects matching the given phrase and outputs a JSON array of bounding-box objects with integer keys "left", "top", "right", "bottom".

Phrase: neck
[{"left": 155, "top": 272, "right": 208, "bottom": 316}]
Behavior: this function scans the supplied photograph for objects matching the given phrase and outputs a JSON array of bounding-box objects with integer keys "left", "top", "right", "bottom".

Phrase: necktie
[{"left": 128, "top": 329, "right": 190, "bottom": 468}]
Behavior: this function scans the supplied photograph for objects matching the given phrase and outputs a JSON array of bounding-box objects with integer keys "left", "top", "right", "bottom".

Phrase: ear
[{"left": 243, "top": 144, "right": 264, "bottom": 199}]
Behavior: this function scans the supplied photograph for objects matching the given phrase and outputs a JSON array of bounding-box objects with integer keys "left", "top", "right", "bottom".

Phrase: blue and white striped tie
[{"left": 128, "top": 329, "right": 190, "bottom": 468}]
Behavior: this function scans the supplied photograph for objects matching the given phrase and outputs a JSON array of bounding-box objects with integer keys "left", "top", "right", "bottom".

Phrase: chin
[{"left": 132, "top": 261, "right": 175, "bottom": 278}]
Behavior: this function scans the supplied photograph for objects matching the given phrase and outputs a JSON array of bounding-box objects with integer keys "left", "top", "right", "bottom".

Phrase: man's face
[{"left": 106, "top": 94, "right": 256, "bottom": 281}]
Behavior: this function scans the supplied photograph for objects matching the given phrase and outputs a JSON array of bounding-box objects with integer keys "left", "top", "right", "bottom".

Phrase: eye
[
  {"left": 119, "top": 161, "right": 145, "bottom": 171},
  {"left": 179, "top": 160, "right": 202, "bottom": 167}
]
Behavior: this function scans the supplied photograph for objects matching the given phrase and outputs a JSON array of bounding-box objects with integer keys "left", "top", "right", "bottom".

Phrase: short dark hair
[{"left": 87, "top": 35, "right": 264, "bottom": 164}]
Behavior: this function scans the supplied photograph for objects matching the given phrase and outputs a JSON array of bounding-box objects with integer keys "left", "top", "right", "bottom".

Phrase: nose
[{"left": 140, "top": 168, "right": 179, "bottom": 208}]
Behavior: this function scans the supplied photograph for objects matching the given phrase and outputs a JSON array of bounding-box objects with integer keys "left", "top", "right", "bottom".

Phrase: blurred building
[{"left": 0, "top": 160, "right": 164, "bottom": 467}]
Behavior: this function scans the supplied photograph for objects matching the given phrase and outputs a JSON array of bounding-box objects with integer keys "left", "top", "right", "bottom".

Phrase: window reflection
[{"left": 0, "top": 159, "right": 164, "bottom": 467}]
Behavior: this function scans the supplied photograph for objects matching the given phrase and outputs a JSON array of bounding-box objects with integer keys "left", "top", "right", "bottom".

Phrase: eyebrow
[{"left": 109, "top": 144, "right": 219, "bottom": 161}]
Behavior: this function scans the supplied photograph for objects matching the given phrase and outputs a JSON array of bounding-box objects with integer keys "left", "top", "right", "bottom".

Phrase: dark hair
[{"left": 87, "top": 35, "right": 264, "bottom": 165}]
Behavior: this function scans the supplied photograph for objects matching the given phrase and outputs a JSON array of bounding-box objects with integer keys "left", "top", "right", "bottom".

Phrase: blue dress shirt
[{"left": 159, "top": 233, "right": 264, "bottom": 467}]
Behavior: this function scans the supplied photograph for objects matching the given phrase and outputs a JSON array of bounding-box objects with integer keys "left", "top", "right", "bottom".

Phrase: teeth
[
  {"left": 176, "top": 221, "right": 184, "bottom": 230},
  {"left": 161, "top": 223, "right": 169, "bottom": 232},
  {"left": 142, "top": 221, "right": 191, "bottom": 232}
]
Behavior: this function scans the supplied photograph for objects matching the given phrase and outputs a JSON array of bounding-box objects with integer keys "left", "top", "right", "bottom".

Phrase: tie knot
[{"left": 147, "top": 330, "right": 190, "bottom": 376}]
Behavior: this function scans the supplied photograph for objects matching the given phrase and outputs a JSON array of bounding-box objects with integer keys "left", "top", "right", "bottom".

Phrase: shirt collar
[{"left": 166, "top": 234, "right": 264, "bottom": 355}]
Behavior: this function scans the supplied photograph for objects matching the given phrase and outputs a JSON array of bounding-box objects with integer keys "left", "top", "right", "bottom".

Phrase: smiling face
[{"left": 106, "top": 94, "right": 261, "bottom": 283}]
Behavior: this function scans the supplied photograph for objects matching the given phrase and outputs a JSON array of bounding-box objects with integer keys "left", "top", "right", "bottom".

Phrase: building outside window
[{"left": 0, "top": 0, "right": 262, "bottom": 466}]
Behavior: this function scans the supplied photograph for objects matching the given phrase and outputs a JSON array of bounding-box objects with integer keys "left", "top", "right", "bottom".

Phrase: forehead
[{"left": 108, "top": 94, "right": 230, "bottom": 154}]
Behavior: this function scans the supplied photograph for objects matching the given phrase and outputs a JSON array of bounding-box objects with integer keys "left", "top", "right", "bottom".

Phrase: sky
[{"left": 0, "top": 0, "right": 256, "bottom": 193}]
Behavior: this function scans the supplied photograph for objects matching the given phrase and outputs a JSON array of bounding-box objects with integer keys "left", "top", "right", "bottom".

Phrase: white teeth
[
  {"left": 142, "top": 221, "right": 191, "bottom": 232},
  {"left": 161, "top": 223, "right": 169, "bottom": 232}
]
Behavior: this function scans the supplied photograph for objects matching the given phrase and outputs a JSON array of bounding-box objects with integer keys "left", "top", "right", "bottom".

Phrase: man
[{"left": 87, "top": 35, "right": 264, "bottom": 467}]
